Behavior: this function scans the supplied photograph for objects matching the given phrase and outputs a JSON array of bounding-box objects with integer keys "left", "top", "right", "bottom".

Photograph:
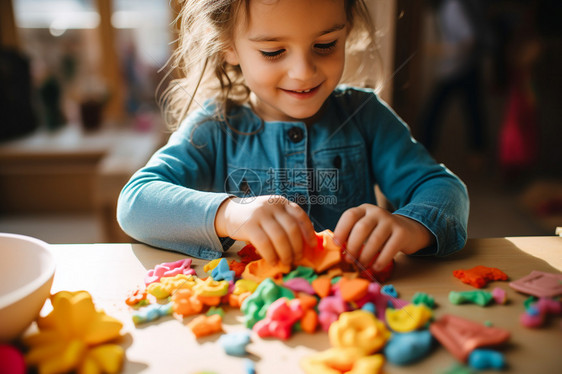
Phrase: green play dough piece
[
  {"left": 449, "top": 290, "right": 493, "bottom": 306},
  {"left": 241, "top": 278, "right": 294, "bottom": 328},
  {"left": 412, "top": 292, "right": 435, "bottom": 309},
  {"left": 283, "top": 266, "right": 318, "bottom": 283}
]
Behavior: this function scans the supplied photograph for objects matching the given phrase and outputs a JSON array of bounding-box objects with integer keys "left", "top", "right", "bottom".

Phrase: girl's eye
[
  {"left": 314, "top": 40, "right": 337, "bottom": 54},
  {"left": 260, "top": 49, "right": 285, "bottom": 60}
]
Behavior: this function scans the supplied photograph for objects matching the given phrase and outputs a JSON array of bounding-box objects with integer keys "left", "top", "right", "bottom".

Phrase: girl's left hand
[{"left": 333, "top": 204, "right": 434, "bottom": 272}]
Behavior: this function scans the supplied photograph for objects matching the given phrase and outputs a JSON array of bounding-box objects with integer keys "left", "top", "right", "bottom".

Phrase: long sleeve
[
  {"left": 116, "top": 114, "right": 232, "bottom": 259},
  {"left": 354, "top": 92, "right": 469, "bottom": 256}
]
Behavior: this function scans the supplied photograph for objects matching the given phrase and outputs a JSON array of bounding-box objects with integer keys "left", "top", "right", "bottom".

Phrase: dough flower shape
[
  {"left": 24, "top": 290, "right": 124, "bottom": 374},
  {"left": 329, "top": 310, "right": 390, "bottom": 355}
]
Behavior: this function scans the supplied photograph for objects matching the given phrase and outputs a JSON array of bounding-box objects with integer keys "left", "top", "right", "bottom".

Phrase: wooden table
[{"left": 37, "top": 237, "right": 562, "bottom": 373}]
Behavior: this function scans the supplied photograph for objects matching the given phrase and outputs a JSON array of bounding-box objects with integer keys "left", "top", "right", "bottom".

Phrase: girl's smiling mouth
[{"left": 281, "top": 84, "right": 322, "bottom": 98}]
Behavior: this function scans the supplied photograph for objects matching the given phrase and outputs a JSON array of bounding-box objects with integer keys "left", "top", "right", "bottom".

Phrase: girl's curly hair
[{"left": 158, "top": 0, "right": 381, "bottom": 130}]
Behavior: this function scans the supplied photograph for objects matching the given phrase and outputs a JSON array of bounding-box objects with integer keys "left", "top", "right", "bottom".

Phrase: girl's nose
[{"left": 287, "top": 52, "right": 316, "bottom": 81}]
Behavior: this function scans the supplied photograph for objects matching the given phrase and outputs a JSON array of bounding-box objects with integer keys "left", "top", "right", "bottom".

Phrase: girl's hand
[
  {"left": 334, "top": 204, "right": 434, "bottom": 272},
  {"left": 215, "top": 195, "right": 317, "bottom": 266}
]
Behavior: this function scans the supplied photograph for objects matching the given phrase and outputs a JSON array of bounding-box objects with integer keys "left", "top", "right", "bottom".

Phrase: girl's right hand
[{"left": 214, "top": 195, "right": 317, "bottom": 266}]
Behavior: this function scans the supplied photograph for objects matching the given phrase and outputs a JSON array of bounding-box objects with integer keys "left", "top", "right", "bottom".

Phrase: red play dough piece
[
  {"left": 429, "top": 314, "right": 510, "bottom": 362},
  {"left": 453, "top": 265, "right": 508, "bottom": 288},
  {"left": 237, "top": 244, "right": 261, "bottom": 264},
  {"left": 0, "top": 344, "right": 26, "bottom": 374}
]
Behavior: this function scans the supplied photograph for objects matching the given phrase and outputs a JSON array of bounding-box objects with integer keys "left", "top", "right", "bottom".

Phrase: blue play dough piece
[
  {"left": 468, "top": 349, "right": 506, "bottom": 370},
  {"left": 219, "top": 331, "right": 251, "bottom": 356},
  {"left": 244, "top": 359, "right": 256, "bottom": 374},
  {"left": 132, "top": 302, "right": 173, "bottom": 324},
  {"left": 361, "top": 302, "right": 376, "bottom": 315},
  {"left": 381, "top": 284, "right": 398, "bottom": 298},
  {"left": 384, "top": 329, "right": 433, "bottom": 365},
  {"left": 212, "top": 258, "right": 235, "bottom": 282}
]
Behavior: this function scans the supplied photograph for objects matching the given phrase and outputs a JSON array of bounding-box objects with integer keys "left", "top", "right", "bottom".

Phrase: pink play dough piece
[
  {"left": 509, "top": 271, "right": 562, "bottom": 298},
  {"left": 145, "top": 259, "right": 196, "bottom": 285}
]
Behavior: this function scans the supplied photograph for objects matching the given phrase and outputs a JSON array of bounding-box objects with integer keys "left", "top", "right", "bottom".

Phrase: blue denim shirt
[{"left": 117, "top": 86, "right": 469, "bottom": 260}]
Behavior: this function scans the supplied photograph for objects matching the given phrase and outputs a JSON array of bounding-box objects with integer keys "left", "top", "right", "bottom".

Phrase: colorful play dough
[
  {"left": 294, "top": 230, "right": 343, "bottom": 273},
  {"left": 132, "top": 301, "right": 173, "bottom": 323},
  {"left": 283, "top": 266, "right": 318, "bottom": 283},
  {"left": 0, "top": 344, "right": 26, "bottom": 374},
  {"left": 329, "top": 310, "right": 390, "bottom": 355},
  {"left": 492, "top": 287, "right": 508, "bottom": 304},
  {"left": 147, "top": 273, "right": 197, "bottom": 298},
  {"left": 509, "top": 270, "right": 562, "bottom": 298},
  {"left": 253, "top": 297, "right": 303, "bottom": 340},
  {"left": 301, "top": 347, "right": 384, "bottom": 374},
  {"left": 125, "top": 288, "right": 148, "bottom": 307},
  {"left": 318, "top": 295, "right": 347, "bottom": 331},
  {"left": 241, "top": 278, "right": 294, "bottom": 328},
  {"left": 520, "top": 297, "right": 562, "bottom": 328},
  {"left": 386, "top": 304, "right": 432, "bottom": 332},
  {"left": 193, "top": 277, "right": 229, "bottom": 297},
  {"left": 219, "top": 331, "right": 251, "bottom": 356},
  {"left": 453, "top": 265, "right": 508, "bottom": 288},
  {"left": 429, "top": 314, "right": 510, "bottom": 362},
  {"left": 284, "top": 277, "right": 315, "bottom": 294},
  {"left": 145, "top": 258, "right": 196, "bottom": 285},
  {"left": 412, "top": 292, "right": 435, "bottom": 309},
  {"left": 211, "top": 258, "right": 236, "bottom": 282},
  {"left": 337, "top": 277, "right": 370, "bottom": 302},
  {"left": 172, "top": 289, "right": 203, "bottom": 316},
  {"left": 449, "top": 290, "right": 493, "bottom": 306},
  {"left": 188, "top": 314, "right": 223, "bottom": 338},
  {"left": 233, "top": 279, "right": 259, "bottom": 295},
  {"left": 241, "top": 259, "right": 291, "bottom": 283},
  {"left": 468, "top": 349, "right": 506, "bottom": 370},
  {"left": 24, "top": 291, "right": 124, "bottom": 374},
  {"left": 384, "top": 329, "right": 434, "bottom": 365},
  {"left": 381, "top": 284, "right": 398, "bottom": 298}
]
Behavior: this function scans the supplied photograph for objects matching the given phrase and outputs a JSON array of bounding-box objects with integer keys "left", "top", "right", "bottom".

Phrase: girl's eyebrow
[{"left": 248, "top": 23, "right": 346, "bottom": 42}]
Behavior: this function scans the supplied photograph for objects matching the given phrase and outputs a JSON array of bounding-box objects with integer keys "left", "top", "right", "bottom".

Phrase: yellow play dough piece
[
  {"left": 301, "top": 347, "right": 366, "bottom": 374},
  {"left": 329, "top": 310, "right": 390, "bottom": 355},
  {"left": 192, "top": 277, "right": 229, "bottom": 297},
  {"left": 203, "top": 258, "right": 222, "bottom": 273},
  {"left": 147, "top": 274, "right": 198, "bottom": 298},
  {"left": 233, "top": 279, "right": 259, "bottom": 295},
  {"left": 349, "top": 354, "right": 385, "bottom": 374},
  {"left": 24, "top": 291, "right": 124, "bottom": 374},
  {"left": 385, "top": 304, "right": 433, "bottom": 333}
]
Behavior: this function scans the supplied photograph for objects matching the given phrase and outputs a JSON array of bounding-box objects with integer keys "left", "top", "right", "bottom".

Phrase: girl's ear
[{"left": 224, "top": 47, "right": 239, "bottom": 66}]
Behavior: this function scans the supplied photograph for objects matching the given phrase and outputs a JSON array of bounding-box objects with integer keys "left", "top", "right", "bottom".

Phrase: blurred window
[{"left": 12, "top": 0, "right": 172, "bottom": 127}]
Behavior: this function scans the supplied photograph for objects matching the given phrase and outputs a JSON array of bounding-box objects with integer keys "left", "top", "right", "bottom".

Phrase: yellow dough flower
[{"left": 24, "top": 290, "right": 124, "bottom": 374}]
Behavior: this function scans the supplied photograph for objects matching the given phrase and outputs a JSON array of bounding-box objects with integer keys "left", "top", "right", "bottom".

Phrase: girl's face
[{"left": 225, "top": 0, "right": 348, "bottom": 123}]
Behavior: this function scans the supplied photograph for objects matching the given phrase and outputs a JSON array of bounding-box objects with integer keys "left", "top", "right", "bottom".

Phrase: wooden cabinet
[{"left": 0, "top": 126, "right": 162, "bottom": 242}]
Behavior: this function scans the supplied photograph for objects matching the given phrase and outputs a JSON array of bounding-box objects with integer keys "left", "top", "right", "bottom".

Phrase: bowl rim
[{"left": 0, "top": 233, "right": 56, "bottom": 309}]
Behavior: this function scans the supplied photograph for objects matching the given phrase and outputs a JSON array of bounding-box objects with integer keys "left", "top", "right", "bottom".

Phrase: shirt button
[{"left": 288, "top": 127, "right": 304, "bottom": 143}]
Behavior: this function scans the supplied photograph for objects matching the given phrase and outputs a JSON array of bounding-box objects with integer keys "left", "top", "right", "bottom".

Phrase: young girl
[{"left": 117, "top": 0, "right": 469, "bottom": 273}]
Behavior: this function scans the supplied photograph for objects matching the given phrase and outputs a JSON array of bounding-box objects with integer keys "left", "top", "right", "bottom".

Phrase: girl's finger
[
  {"left": 275, "top": 211, "right": 305, "bottom": 261},
  {"left": 251, "top": 227, "right": 278, "bottom": 265},
  {"left": 285, "top": 201, "right": 317, "bottom": 249},
  {"left": 372, "top": 232, "right": 402, "bottom": 271},
  {"left": 359, "top": 221, "right": 391, "bottom": 266},
  {"left": 334, "top": 207, "right": 365, "bottom": 254},
  {"left": 344, "top": 215, "right": 376, "bottom": 264},
  {"left": 260, "top": 218, "right": 294, "bottom": 265}
]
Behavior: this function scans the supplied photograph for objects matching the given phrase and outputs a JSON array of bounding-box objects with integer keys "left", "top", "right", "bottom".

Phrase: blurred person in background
[{"left": 418, "top": 0, "right": 490, "bottom": 169}]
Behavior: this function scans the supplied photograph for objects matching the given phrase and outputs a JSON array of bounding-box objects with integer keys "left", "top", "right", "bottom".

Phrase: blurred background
[{"left": 0, "top": 0, "right": 560, "bottom": 244}]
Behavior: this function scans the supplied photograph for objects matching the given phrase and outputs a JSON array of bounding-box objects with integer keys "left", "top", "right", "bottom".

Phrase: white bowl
[{"left": 0, "top": 233, "right": 55, "bottom": 342}]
